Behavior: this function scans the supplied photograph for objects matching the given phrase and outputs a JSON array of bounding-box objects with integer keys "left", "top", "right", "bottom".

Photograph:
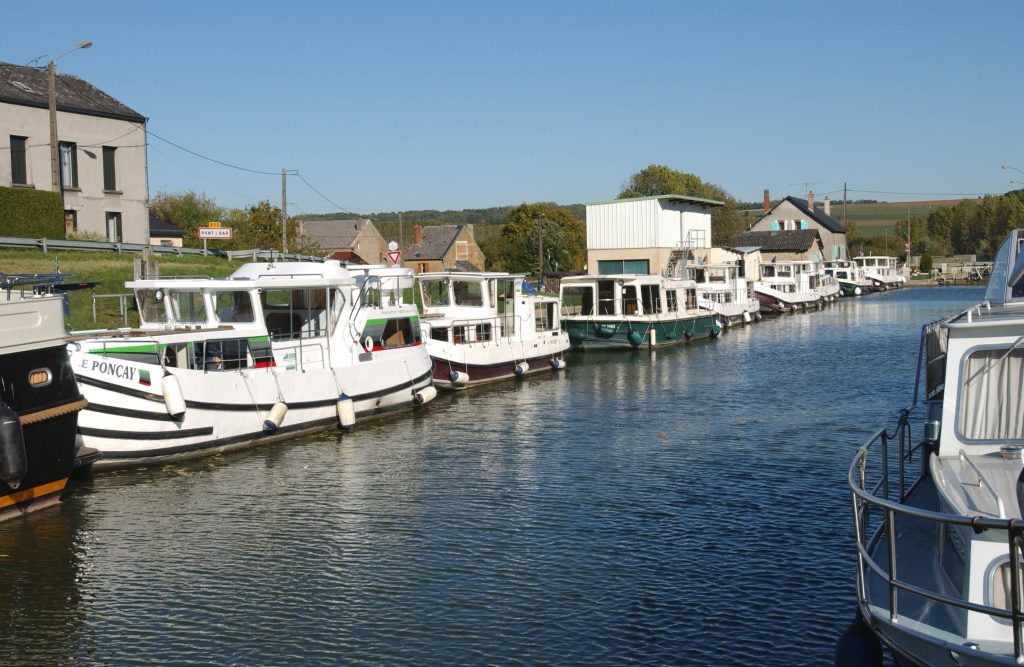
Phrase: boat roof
[
  {"left": 126, "top": 260, "right": 356, "bottom": 290},
  {"left": 418, "top": 271, "right": 526, "bottom": 281}
]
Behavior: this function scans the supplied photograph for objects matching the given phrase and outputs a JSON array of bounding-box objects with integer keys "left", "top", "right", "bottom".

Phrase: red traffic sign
[{"left": 387, "top": 250, "right": 401, "bottom": 265}]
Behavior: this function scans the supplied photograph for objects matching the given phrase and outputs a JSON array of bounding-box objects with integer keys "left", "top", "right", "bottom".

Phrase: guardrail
[{"left": 0, "top": 236, "right": 324, "bottom": 262}]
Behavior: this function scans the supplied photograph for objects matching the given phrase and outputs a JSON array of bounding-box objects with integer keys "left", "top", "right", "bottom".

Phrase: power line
[
  {"left": 136, "top": 123, "right": 279, "bottom": 176},
  {"left": 294, "top": 172, "right": 356, "bottom": 215}
]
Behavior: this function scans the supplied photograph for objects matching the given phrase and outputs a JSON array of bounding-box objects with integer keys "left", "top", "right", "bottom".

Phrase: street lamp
[
  {"left": 48, "top": 40, "right": 92, "bottom": 194},
  {"left": 1001, "top": 165, "right": 1024, "bottom": 178}
]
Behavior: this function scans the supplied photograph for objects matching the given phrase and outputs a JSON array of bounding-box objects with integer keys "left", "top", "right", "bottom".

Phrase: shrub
[
  {"left": 0, "top": 187, "right": 64, "bottom": 238},
  {"left": 919, "top": 253, "right": 933, "bottom": 273}
]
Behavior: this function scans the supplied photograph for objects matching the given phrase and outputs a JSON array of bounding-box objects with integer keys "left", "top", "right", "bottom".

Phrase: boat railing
[{"left": 850, "top": 410, "right": 1024, "bottom": 659}]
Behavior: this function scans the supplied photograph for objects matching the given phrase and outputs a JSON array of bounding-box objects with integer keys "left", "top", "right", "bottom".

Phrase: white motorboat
[
  {"left": 753, "top": 260, "right": 820, "bottom": 313},
  {"left": 689, "top": 258, "right": 760, "bottom": 326},
  {"left": 825, "top": 259, "right": 874, "bottom": 296},
  {"left": 417, "top": 271, "right": 570, "bottom": 389},
  {"left": 559, "top": 273, "right": 720, "bottom": 350},
  {"left": 853, "top": 255, "right": 906, "bottom": 290},
  {"left": 843, "top": 228, "right": 1024, "bottom": 665},
  {"left": 69, "top": 260, "right": 436, "bottom": 470}
]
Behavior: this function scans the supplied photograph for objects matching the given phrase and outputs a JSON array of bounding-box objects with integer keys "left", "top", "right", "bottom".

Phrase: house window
[
  {"left": 64, "top": 210, "right": 77, "bottom": 233},
  {"left": 597, "top": 259, "right": 649, "bottom": 275},
  {"left": 456, "top": 240, "right": 469, "bottom": 261},
  {"left": 105, "top": 212, "right": 122, "bottom": 242},
  {"left": 10, "top": 136, "right": 28, "bottom": 185},
  {"left": 102, "top": 146, "right": 117, "bottom": 191},
  {"left": 416, "top": 262, "right": 429, "bottom": 273},
  {"left": 59, "top": 141, "right": 78, "bottom": 189}
]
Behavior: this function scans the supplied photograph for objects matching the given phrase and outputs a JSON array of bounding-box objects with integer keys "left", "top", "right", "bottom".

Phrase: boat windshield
[
  {"left": 986, "top": 232, "right": 1015, "bottom": 304},
  {"left": 136, "top": 289, "right": 168, "bottom": 324},
  {"left": 215, "top": 291, "right": 255, "bottom": 323}
]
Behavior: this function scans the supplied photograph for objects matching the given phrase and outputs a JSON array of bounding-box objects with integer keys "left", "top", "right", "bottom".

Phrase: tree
[
  {"left": 496, "top": 203, "right": 585, "bottom": 274},
  {"left": 223, "top": 201, "right": 316, "bottom": 253},
  {"left": 919, "top": 253, "right": 933, "bottom": 273},
  {"left": 150, "top": 191, "right": 223, "bottom": 248},
  {"left": 618, "top": 164, "right": 744, "bottom": 246}
]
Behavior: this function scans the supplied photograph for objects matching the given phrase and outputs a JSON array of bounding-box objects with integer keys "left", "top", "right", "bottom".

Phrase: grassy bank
[{"left": 0, "top": 249, "right": 245, "bottom": 331}]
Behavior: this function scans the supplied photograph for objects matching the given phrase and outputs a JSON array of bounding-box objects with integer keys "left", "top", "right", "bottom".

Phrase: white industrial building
[
  {"left": 585, "top": 194, "right": 723, "bottom": 274},
  {"left": 0, "top": 61, "right": 149, "bottom": 243}
]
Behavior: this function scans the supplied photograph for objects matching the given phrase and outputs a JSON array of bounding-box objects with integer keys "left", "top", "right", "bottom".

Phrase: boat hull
[
  {"left": 71, "top": 347, "right": 434, "bottom": 470},
  {"left": 428, "top": 334, "right": 570, "bottom": 390},
  {"left": 0, "top": 344, "right": 84, "bottom": 522},
  {"left": 563, "top": 313, "right": 719, "bottom": 350}
]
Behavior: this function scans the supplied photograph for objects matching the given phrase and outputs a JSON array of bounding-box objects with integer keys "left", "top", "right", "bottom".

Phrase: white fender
[
  {"left": 162, "top": 373, "right": 186, "bottom": 418},
  {"left": 414, "top": 385, "right": 437, "bottom": 406},
  {"left": 336, "top": 394, "right": 355, "bottom": 432},
  {"left": 514, "top": 362, "right": 529, "bottom": 377},
  {"left": 550, "top": 358, "right": 567, "bottom": 371},
  {"left": 264, "top": 402, "right": 288, "bottom": 433},
  {"left": 742, "top": 311, "right": 752, "bottom": 324},
  {"left": 449, "top": 370, "right": 470, "bottom": 386}
]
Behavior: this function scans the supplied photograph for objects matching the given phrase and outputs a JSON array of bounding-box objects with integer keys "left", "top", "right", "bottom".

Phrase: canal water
[{"left": 0, "top": 287, "right": 983, "bottom": 666}]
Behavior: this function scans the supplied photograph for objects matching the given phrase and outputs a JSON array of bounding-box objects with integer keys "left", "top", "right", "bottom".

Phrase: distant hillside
[{"left": 296, "top": 203, "right": 586, "bottom": 248}]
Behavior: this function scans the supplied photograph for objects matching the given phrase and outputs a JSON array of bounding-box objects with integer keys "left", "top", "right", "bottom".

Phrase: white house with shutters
[
  {"left": 751, "top": 191, "right": 849, "bottom": 261},
  {"left": 0, "top": 61, "right": 149, "bottom": 243},
  {"left": 585, "top": 194, "right": 723, "bottom": 274}
]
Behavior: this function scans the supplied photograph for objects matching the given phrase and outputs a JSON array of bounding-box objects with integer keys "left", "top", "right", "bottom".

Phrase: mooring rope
[{"left": 19, "top": 397, "right": 88, "bottom": 426}]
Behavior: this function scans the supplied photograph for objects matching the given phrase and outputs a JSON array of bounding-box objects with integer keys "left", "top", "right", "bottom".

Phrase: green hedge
[{"left": 0, "top": 186, "right": 64, "bottom": 238}]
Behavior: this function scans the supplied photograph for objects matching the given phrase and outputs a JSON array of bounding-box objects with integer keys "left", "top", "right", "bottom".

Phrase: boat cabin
[
  {"left": 560, "top": 274, "right": 697, "bottom": 318},
  {"left": 417, "top": 271, "right": 560, "bottom": 345},
  {"left": 83, "top": 260, "right": 422, "bottom": 373}
]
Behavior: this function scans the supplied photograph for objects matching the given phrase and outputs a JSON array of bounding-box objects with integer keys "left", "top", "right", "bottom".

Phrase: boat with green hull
[{"left": 559, "top": 273, "right": 720, "bottom": 350}]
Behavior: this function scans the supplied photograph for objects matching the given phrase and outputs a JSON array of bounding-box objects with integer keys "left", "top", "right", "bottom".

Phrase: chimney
[
  {"left": 413, "top": 225, "right": 423, "bottom": 246},
  {"left": 807, "top": 190, "right": 814, "bottom": 211},
  {"left": 823, "top": 196, "right": 831, "bottom": 216},
  {"left": 763, "top": 189, "right": 770, "bottom": 213}
]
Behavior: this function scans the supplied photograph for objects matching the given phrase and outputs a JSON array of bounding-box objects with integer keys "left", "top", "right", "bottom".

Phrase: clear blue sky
[{"left": 5, "top": 0, "right": 1023, "bottom": 215}]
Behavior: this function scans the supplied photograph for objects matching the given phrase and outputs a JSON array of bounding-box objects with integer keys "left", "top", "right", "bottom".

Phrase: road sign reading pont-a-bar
[{"left": 198, "top": 227, "right": 232, "bottom": 239}]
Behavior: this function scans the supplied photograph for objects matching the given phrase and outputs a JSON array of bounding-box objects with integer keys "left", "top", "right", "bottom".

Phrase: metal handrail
[{"left": 850, "top": 412, "right": 1024, "bottom": 659}]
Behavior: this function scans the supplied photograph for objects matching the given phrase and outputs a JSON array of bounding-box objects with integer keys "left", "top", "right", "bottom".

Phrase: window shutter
[
  {"left": 10, "top": 136, "right": 27, "bottom": 185},
  {"left": 103, "top": 147, "right": 117, "bottom": 191},
  {"left": 770, "top": 221, "right": 779, "bottom": 231}
]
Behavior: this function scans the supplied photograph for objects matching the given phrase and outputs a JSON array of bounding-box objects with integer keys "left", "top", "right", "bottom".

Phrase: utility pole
[
  {"left": 47, "top": 61, "right": 60, "bottom": 194},
  {"left": 399, "top": 212, "right": 403, "bottom": 250},
  {"left": 536, "top": 216, "right": 544, "bottom": 285},
  {"left": 843, "top": 182, "right": 848, "bottom": 228},
  {"left": 281, "top": 168, "right": 288, "bottom": 253}
]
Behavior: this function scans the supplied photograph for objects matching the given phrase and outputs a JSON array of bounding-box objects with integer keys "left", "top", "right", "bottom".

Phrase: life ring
[{"left": 363, "top": 336, "right": 374, "bottom": 353}]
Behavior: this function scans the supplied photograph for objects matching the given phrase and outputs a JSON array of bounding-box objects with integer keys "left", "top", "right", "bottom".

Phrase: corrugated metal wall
[{"left": 586, "top": 200, "right": 712, "bottom": 250}]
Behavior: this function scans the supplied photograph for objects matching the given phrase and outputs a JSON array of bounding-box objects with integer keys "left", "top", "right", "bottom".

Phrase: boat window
[
  {"left": 777, "top": 266, "right": 792, "bottom": 277},
  {"left": 666, "top": 290, "right": 678, "bottom": 312},
  {"left": 361, "top": 317, "right": 422, "bottom": 350},
  {"left": 694, "top": 268, "right": 706, "bottom": 283},
  {"left": 136, "top": 289, "right": 168, "bottom": 324},
  {"left": 535, "top": 302, "right": 555, "bottom": 331},
  {"left": 494, "top": 279, "right": 515, "bottom": 315},
  {"left": 215, "top": 291, "right": 255, "bottom": 323},
  {"left": 763, "top": 265, "right": 776, "bottom": 278},
  {"left": 641, "top": 285, "right": 659, "bottom": 314},
  {"left": 475, "top": 322, "right": 492, "bottom": 341},
  {"left": 686, "top": 289, "right": 696, "bottom": 309},
  {"left": 430, "top": 326, "right": 449, "bottom": 343},
  {"left": 422, "top": 280, "right": 450, "bottom": 307},
  {"left": 453, "top": 280, "right": 483, "bottom": 307},
  {"left": 195, "top": 338, "right": 251, "bottom": 371},
  {"left": 622, "top": 285, "right": 639, "bottom": 315},
  {"left": 328, "top": 289, "right": 346, "bottom": 336},
  {"left": 709, "top": 269, "right": 726, "bottom": 283},
  {"left": 959, "top": 347, "right": 1024, "bottom": 441},
  {"left": 561, "top": 285, "right": 593, "bottom": 316},
  {"left": 989, "top": 559, "right": 1023, "bottom": 613},
  {"left": 598, "top": 281, "right": 615, "bottom": 315},
  {"left": 170, "top": 290, "right": 207, "bottom": 325},
  {"left": 261, "top": 288, "right": 328, "bottom": 340}
]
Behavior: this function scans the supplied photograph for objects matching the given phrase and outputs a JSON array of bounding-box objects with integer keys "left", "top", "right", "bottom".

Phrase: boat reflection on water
[{"left": 0, "top": 507, "right": 88, "bottom": 665}]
